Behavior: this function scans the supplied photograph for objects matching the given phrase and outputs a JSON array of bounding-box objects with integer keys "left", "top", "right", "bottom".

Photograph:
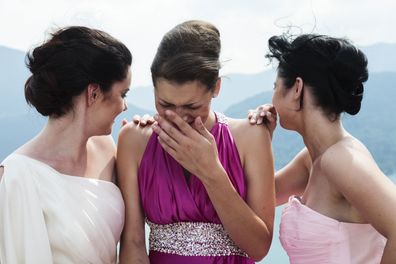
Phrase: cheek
[
  {"left": 271, "top": 93, "right": 278, "bottom": 107},
  {"left": 117, "top": 99, "right": 125, "bottom": 112}
]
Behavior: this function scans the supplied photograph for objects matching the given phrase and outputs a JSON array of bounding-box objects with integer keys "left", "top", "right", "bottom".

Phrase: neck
[
  {"left": 203, "top": 111, "right": 216, "bottom": 131},
  {"left": 31, "top": 112, "right": 91, "bottom": 163},
  {"left": 297, "top": 110, "right": 348, "bottom": 162}
]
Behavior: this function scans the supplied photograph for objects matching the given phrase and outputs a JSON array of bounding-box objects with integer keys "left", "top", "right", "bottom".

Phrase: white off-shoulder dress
[{"left": 0, "top": 153, "right": 125, "bottom": 264}]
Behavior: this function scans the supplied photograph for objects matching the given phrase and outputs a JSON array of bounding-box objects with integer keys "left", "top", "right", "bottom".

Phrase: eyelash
[
  {"left": 159, "top": 103, "right": 199, "bottom": 110},
  {"left": 121, "top": 93, "right": 128, "bottom": 98}
]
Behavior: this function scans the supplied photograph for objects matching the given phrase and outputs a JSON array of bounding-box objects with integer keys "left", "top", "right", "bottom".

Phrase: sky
[{"left": 1, "top": 0, "right": 396, "bottom": 87}]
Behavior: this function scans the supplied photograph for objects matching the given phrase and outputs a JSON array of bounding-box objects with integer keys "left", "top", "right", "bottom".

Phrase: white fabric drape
[{"left": 0, "top": 154, "right": 125, "bottom": 264}]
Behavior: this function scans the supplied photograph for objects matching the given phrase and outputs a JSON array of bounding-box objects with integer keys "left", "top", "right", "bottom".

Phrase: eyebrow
[{"left": 159, "top": 99, "right": 201, "bottom": 107}]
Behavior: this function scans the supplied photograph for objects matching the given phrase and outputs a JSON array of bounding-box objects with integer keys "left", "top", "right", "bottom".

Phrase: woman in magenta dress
[
  {"left": 117, "top": 20, "right": 275, "bottom": 263},
  {"left": 250, "top": 34, "right": 396, "bottom": 263}
]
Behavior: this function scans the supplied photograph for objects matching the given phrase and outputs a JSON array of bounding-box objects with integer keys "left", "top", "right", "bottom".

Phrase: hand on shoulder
[
  {"left": 229, "top": 118, "right": 272, "bottom": 146},
  {"left": 118, "top": 122, "right": 153, "bottom": 161}
]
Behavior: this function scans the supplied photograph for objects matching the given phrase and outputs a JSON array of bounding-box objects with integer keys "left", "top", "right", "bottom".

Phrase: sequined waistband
[{"left": 146, "top": 220, "right": 248, "bottom": 257}]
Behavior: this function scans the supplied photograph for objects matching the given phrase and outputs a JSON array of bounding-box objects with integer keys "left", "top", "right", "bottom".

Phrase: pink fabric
[
  {"left": 280, "top": 196, "right": 386, "bottom": 264},
  {"left": 138, "top": 113, "right": 253, "bottom": 264}
]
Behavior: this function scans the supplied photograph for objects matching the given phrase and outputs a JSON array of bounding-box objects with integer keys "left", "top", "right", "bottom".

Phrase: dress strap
[{"left": 215, "top": 112, "right": 228, "bottom": 124}]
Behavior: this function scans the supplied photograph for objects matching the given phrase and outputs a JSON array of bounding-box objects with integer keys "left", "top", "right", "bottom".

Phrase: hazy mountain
[
  {"left": 224, "top": 72, "right": 396, "bottom": 175},
  {"left": 0, "top": 46, "right": 30, "bottom": 116}
]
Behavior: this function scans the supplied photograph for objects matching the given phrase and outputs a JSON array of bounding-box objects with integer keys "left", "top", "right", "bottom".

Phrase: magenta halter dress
[{"left": 138, "top": 113, "right": 253, "bottom": 264}]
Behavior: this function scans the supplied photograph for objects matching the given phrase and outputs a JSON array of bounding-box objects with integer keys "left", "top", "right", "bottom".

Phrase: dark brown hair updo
[
  {"left": 25, "top": 26, "right": 132, "bottom": 117},
  {"left": 266, "top": 34, "right": 368, "bottom": 118},
  {"left": 151, "top": 20, "right": 221, "bottom": 91}
]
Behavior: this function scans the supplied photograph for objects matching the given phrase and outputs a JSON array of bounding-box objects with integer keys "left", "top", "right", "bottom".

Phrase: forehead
[{"left": 155, "top": 79, "right": 210, "bottom": 104}]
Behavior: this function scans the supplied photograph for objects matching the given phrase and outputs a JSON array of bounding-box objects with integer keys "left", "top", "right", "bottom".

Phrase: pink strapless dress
[
  {"left": 138, "top": 113, "right": 253, "bottom": 264},
  {"left": 280, "top": 196, "right": 386, "bottom": 264}
]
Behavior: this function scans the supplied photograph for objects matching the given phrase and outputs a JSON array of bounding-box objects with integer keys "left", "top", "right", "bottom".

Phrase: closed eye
[
  {"left": 122, "top": 89, "right": 129, "bottom": 98},
  {"left": 185, "top": 105, "right": 200, "bottom": 110},
  {"left": 159, "top": 103, "right": 174, "bottom": 108}
]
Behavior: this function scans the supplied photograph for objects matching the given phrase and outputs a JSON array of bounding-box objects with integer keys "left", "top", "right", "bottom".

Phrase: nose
[
  {"left": 175, "top": 107, "right": 191, "bottom": 123},
  {"left": 123, "top": 99, "right": 128, "bottom": 111}
]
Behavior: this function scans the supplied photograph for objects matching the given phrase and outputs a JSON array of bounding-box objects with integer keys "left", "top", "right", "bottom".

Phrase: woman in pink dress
[
  {"left": 117, "top": 20, "right": 275, "bottom": 264},
  {"left": 250, "top": 34, "right": 396, "bottom": 263}
]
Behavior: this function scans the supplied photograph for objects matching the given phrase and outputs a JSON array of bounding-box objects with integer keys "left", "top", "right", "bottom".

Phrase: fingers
[
  {"left": 131, "top": 114, "right": 155, "bottom": 127},
  {"left": 140, "top": 114, "right": 155, "bottom": 126},
  {"left": 249, "top": 110, "right": 258, "bottom": 124},
  {"left": 152, "top": 122, "right": 180, "bottom": 150},
  {"left": 121, "top": 119, "right": 128, "bottom": 127},
  {"left": 193, "top": 116, "right": 213, "bottom": 141},
  {"left": 263, "top": 111, "right": 276, "bottom": 123},
  {"left": 248, "top": 104, "right": 278, "bottom": 125},
  {"left": 157, "top": 135, "right": 177, "bottom": 158},
  {"left": 163, "top": 110, "right": 195, "bottom": 137},
  {"left": 153, "top": 114, "right": 185, "bottom": 144},
  {"left": 132, "top": 115, "right": 141, "bottom": 124}
]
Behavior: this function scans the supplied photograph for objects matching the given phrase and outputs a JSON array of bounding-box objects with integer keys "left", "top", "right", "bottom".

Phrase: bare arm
[
  {"left": 275, "top": 148, "right": 311, "bottom": 205},
  {"left": 213, "top": 119, "right": 275, "bottom": 260},
  {"left": 117, "top": 124, "right": 150, "bottom": 264},
  {"left": 322, "top": 142, "right": 396, "bottom": 264},
  {"left": 153, "top": 111, "right": 275, "bottom": 261}
]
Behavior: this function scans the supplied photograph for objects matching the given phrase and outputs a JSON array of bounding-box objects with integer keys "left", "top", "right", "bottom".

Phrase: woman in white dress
[{"left": 0, "top": 26, "right": 132, "bottom": 264}]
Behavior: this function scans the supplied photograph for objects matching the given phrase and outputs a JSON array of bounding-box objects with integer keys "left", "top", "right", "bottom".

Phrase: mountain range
[{"left": 2, "top": 44, "right": 395, "bottom": 174}]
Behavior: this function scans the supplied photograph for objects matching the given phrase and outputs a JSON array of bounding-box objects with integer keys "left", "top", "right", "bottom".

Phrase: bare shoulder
[
  {"left": 90, "top": 135, "right": 116, "bottom": 152},
  {"left": 227, "top": 118, "right": 271, "bottom": 144},
  {"left": 118, "top": 123, "right": 152, "bottom": 145},
  {"left": 227, "top": 118, "right": 272, "bottom": 165},
  {"left": 319, "top": 136, "right": 378, "bottom": 181},
  {"left": 117, "top": 123, "right": 153, "bottom": 158},
  {"left": 321, "top": 137, "right": 371, "bottom": 167},
  {"left": 295, "top": 147, "right": 312, "bottom": 171}
]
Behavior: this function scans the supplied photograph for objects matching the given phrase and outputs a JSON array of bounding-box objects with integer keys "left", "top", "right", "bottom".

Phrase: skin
[
  {"left": 0, "top": 68, "right": 131, "bottom": 182},
  {"left": 254, "top": 74, "right": 396, "bottom": 263},
  {"left": 117, "top": 79, "right": 275, "bottom": 263}
]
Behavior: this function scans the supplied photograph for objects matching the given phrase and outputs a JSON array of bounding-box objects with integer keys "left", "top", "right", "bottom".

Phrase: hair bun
[{"left": 329, "top": 42, "right": 368, "bottom": 115}]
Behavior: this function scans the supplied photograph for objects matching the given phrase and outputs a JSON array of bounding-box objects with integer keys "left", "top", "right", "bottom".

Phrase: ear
[
  {"left": 87, "top": 83, "right": 100, "bottom": 106},
  {"left": 292, "top": 77, "right": 304, "bottom": 101},
  {"left": 212, "top": 78, "right": 221, "bottom": 98}
]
